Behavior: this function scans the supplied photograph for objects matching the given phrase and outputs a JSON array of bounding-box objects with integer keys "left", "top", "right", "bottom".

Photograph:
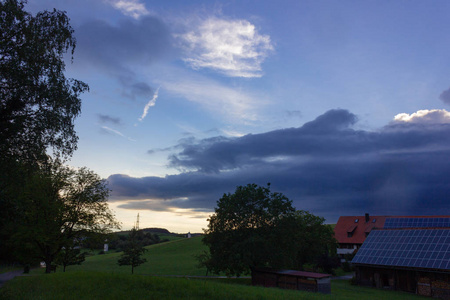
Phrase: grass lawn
[
  {"left": 6, "top": 236, "right": 427, "bottom": 299},
  {"left": 0, "top": 272, "right": 428, "bottom": 300},
  {"left": 0, "top": 265, "right": 21, "bottom": 274},
  {"left": 30, "top": 236, "right": 209, "bottom": 276},
  {"left": 157, "top": 233, "right": 185, "bottom": 242}
]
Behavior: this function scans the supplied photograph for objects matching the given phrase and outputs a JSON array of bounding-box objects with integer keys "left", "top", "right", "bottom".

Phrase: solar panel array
[
  {"left": 384, "top": 217, "right": 450, "bottom": 229},
  {"left": 351, "top": 229, "right": 450, "bottom": 270}
]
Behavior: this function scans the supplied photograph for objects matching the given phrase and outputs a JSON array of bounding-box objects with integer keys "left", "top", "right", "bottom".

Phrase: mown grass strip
[
  {"left": 1, "top": 272, "right": 428, "bottom": 300},
  {"left": 0, "top": 272, "right": 322, "bottom": 300}
]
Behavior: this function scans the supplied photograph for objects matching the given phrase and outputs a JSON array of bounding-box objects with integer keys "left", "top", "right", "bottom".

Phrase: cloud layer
[
  {"left": 75, "top": 15, "right": 172, "bottom": 102},
  {"left": 106, "top": 0, "right": 150, "bottom": 19},
  {"left": 439, "top": 88, "right": 450, "bottom": 104},
  {"left": 179, "top": 17, "right": 274, "bottom": 77},
  {"left": 108, "top": 109, "right": 450, "bottom": 222}
]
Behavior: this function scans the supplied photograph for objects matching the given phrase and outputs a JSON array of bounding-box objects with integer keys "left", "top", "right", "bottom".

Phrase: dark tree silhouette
[
  {"left": 0, "top": 0, "right": 88, "bottom": 265},
  {"left": 201, "top": 183, "right": 337, "bottom": 276}
]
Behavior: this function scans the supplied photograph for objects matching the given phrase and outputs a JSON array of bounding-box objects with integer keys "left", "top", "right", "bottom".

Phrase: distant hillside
[{"left": 141, "top": 228, "right": 171, "bottom": 234}]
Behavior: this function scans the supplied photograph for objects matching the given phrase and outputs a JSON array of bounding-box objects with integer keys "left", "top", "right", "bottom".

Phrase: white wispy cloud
[
  {"left": 178, "top": 17, "right": 274, "bottom": 78},
  {"left": 101, "top": 126, "right": 136, "bottom": 141},
  {"left": 394, "top": 109, "right": 450, "bottom": 124},
  {"left": 105, "top": 0, "right": 149, "bottom": 19},
  {"left": 139, "top": 87, "right": 160, "bottom": 122},
  {"left": 159, "top": 75, "right": 260, "bottom": 123}
]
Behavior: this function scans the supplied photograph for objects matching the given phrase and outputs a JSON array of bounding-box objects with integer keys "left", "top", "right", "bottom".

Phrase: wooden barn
[
  {"left": 251, "top": 267, "right": 331, "bottom": 294},
  {"left": 352, "top": 217, "right": 450, "bottom": 299}
]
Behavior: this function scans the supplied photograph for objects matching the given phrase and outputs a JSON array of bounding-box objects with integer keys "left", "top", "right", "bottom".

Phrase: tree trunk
[
  {"left": 131, "top": 265, "right": 134, "bottom": 274},
  {"left": 45, "top": 260, "right": 52, "bottom": 273}
]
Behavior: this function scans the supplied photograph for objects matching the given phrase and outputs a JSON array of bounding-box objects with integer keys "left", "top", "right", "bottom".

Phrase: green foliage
[
  {"left": 118, "top": 228, "right": 147, "bottom": 274},
  {"left": 278, "top": 210, "right": 338, "bottom": 272},
  {"left": 12, "top": 159, "right": 120, "bottom": 273},
  {"left": 0, "top": 0, "right": 88, "bottom": 266},
  {"left": 109, "top": 230, "right": 161, "bottom": 251},
  {"left": 201, "top": 183, "right": 338, "bottom": 276},
  {"left": 0, "top": 0, "right": 88, "bottom": 162},
  {"left": 55, "top": 244, "right": 86, "bottom": 272},
  {"left": 341, "top": 261, "right": 352, "bottom": 273},
  {"left": 202, "top": 183, "right": 295, "bottom": 276}
]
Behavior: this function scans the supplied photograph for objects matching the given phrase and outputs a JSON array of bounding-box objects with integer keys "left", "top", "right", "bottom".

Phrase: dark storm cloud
[
  {"left": 107, "top": 109, "right": 450, "bottom": 223},
  {"left": 97, "top": 114, "right": 121, "bottom": 125},
  {"left": 439, "top": 87, "right": 450, "bottom": 104},
  {"left": 108, "top": 171, "right": 239, "bottom": 209},
  {"left": 147, "top": 146, "right": 178, "bottom": 155},
  {"left": 77, "top": 17, "right": 172, "bottom": 70},
  {"left": 119, "top": 81, "right": 155, "bottom": 101},
  {"left": 76, "top": 16, "right": 173, "bottom": 100}
]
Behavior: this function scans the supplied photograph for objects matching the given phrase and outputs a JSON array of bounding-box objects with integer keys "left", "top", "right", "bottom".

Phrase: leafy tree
[
  {"left": 0, "top": 0, "right": 88, "bottom": 162},
  {"left": 0, "top": 0, "right": 88, "bottom": 264},
  {"left": 201, "top": 183, "right": 337, "bottom": 277},
  {"left": 13, "top": 159, "right": 120, "bottom": 273},
  {"left": 55, "top": 241, "right": 86, "bottom": 272},
  {"left": 201, "top": 183, "right": 295, "bottom": 276},
  {"left": 118, "top": 228, "right": 147, "bottom": 274},
  {"left": 274, "top": 211, "right": 338, "bottom": 273}
]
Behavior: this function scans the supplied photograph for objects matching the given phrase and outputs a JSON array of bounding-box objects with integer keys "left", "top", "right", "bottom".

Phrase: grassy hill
[
  {"left": 4, "top": 236, "right": 427, "bottom": 299},
  {"left": 51, "top": 236, "right": 209, "bottom": 276}
]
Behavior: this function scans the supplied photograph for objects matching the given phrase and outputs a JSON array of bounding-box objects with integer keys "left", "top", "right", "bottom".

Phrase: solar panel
[
  {"left": 351, "top": 229, "right": 450, "bottom": 270},
  {"left": 384, "top": 217, "right": 450, "bottom": 229}
]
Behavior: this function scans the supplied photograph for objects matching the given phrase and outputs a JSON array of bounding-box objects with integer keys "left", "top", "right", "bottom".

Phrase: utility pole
[{"left": 135, "top": 213, "right": 140, "bottom": 230}]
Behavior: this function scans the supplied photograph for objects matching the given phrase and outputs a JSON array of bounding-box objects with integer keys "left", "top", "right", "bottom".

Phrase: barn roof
[
  {"left": 253, "top": 267, "right": 331, "bottom": 279},
  {"left": 351, "top": 228, "right": 450, "bottom": 271},
  {"left": 334, "top": 215, "right": 450, "bottom": 245}
]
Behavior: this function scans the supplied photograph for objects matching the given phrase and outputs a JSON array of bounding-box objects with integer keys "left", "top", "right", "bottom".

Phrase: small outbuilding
[{"left": 251, "top": 267, "right": 331, "bottom": 294}]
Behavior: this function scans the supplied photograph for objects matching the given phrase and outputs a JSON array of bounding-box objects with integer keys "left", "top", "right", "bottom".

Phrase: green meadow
[
  {"left": 59, "top": 236, "right": 209, "bottom": 276},
  {"left": 1, "top": 236, "right": 427, "bottom": 299}
]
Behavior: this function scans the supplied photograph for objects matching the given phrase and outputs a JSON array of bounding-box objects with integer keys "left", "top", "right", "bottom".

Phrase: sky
[{"left": 26, "top": 0, "right": 450, "bottom": 232}]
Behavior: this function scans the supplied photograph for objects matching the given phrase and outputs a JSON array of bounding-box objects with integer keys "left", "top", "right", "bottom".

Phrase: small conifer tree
[{"left": 117, "top": 228, "right": 147, "bottom": 274}]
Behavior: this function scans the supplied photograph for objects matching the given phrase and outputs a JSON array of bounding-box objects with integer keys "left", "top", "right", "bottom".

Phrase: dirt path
[{"left": 0, "top": 270, "right": 23, "bottom": 288}]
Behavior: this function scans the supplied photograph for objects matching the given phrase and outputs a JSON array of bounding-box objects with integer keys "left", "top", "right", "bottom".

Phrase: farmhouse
[
  {"left": 333, "top": 213, "right": 387, "bottom": 261},
  {"left": 351, "top": 216, "right": 450, "bottom": 299}
]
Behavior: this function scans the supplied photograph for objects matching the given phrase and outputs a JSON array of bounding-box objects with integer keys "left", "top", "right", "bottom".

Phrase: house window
[
  {"left": 372, "top": 218, "right": 376, "bottom": 223},
  {"left": 347, "top": 232, "right": 353, "bottom": 238},
  {"left": 355, "top": 219, "right": 359, "bottom": 223}
]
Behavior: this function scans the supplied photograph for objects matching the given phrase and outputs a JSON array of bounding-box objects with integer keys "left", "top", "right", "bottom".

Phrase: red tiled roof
[
  {"left": 334, "top": 215, "right": 450, "bottom": 245},
  {"left": 334, "top": 215, "right": 387, "bottom": 244}
]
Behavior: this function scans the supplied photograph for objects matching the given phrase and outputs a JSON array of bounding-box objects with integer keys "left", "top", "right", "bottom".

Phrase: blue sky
[{"left": 27, "top": 0, "right": 450, "bottom": 232}]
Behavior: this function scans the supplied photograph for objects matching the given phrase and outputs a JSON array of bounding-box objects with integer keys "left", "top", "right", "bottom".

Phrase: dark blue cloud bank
[{"left": 108, "top": 109, "right": 450, "bottom": 223}]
